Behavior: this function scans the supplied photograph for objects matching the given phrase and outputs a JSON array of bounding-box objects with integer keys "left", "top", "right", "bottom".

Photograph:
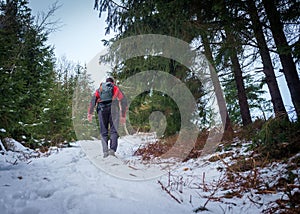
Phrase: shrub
[{"left": 253, "top": 116, "right": 300, "bottom": 159}]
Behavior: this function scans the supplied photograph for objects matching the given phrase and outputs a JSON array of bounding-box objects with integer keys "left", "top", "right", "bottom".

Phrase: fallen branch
[
  {"left": 193, "top": 173, "right": 227, "bottom": 212},
  {"left": 247, "top": 195, "right": 263, "bottom": 208},
  {"left": 158, "top": 180, "right": 182, "bottom": 204}
]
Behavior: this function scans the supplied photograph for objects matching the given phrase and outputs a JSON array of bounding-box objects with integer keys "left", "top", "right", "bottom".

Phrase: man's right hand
[
  {"left": 120, "top": 115, "right": 126, "bottom": 125},
  {"left": 87, "top": 113, "right": 93, "bottom": 122}
]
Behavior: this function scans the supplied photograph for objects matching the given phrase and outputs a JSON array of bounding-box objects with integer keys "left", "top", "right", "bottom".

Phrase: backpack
[{"left": 99, "top": 82, "right": 114, "bottom": 103}]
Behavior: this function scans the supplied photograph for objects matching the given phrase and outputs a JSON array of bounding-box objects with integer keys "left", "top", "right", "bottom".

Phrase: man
[{"left": 88, "top": 77, "right": 127, "bottom": 158}]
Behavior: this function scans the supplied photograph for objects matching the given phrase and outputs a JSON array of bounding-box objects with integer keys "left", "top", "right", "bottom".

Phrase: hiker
[{"left": 88, "top": 77, "right": 127, "bottom": 158}]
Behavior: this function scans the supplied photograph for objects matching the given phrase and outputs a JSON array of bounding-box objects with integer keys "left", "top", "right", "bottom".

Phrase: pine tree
[
  {"left": 94, "top": 0, "right": 299, "bottom": 126},
  {"left": 72, "top": 65, "right": 99, "bottom": 140},
  {"left": 0, "top": 0, "right": 56, "bottom": 143},
  {"left": 246, "top": 0, "right": 287, "bottom": 117},
  {"left": 261, "top": 0, "right": 300, "bottom": 118}
]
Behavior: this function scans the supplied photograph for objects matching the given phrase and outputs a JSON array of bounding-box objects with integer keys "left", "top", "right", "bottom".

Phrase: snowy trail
[
  {"left": 79, "top": 135, "right": 177, "bottom": 181},
  {"left": 1, "top": 135, "right": 293, "bottom": 213},
  {"left": 0, "top": 139, "right": 190, "bottom": 214}
]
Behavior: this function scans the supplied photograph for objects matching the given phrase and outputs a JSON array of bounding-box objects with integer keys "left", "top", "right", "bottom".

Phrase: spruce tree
[
  {"left": 261, "top": 0, "right": 300, "bottom": 118},
  {"left": 0, "top": 0, "right": 55, "bottom": 145}
]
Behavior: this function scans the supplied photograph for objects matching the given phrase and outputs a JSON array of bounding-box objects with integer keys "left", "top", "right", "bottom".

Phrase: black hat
[{"left": 106, "top": 77, "right": 114, "bottom": 83}]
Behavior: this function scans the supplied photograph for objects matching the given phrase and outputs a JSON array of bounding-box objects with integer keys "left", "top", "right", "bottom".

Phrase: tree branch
[{"left": 158, "top": 180, "right": 182, "bottom": 204}]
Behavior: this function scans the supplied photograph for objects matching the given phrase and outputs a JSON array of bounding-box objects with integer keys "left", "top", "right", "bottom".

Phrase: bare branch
[
  {"left": 34, "top": 1, "right": 63, "bottom": 34},
  {"left": 158, "top": 180, "right": 182, "bottom": 204}
]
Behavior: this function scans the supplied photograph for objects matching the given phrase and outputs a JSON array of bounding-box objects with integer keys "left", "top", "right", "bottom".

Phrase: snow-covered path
[
  {"left": 0, "top": 141, "right": 191, "bottom": 214},
  {"left": 1, "top": 135, "right": 296, "bottom": 214}
]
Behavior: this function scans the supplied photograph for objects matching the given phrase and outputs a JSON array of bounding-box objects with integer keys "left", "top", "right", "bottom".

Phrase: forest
[
  {"left": 0, "top": 0, "right": 300, "bottom": 213},
  {"left": 0, "top": 0, "right": 299, "bottom": 157}
]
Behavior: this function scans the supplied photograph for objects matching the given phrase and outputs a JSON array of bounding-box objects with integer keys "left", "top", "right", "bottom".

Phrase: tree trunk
[
  {"left": 247, "top": 0, "right": 287, "bottom": 117},
  {"left": 229, "top": 48, "right": 252, "bottom": 126},
  {"left": 262, "top": 0, "right": 300, "bottom": 118},
  {"left": 216, "top": 0, "right": 252, "bottom": 126},
  {"left": 224, "top": 28, "right": 252, "bottom": 126},
  {"left": 201, "top": 32, "right": 233, "bottom": 139}
]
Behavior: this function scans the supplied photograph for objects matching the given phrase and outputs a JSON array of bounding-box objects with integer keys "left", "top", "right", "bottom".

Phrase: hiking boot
[
  {"left": 103, "top": 152, "right": 109, "bottom": 158},
  {"left": 108, "top": 149, "right": 116, "bottom": 156}
]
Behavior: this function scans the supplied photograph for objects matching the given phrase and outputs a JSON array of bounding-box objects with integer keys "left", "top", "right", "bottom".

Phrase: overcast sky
[
  {"left": 28, "top": 0, "right": 114, "bottom": 88},
  {"left": 29, "top": 0, "right": 111, "bottom": 64}
]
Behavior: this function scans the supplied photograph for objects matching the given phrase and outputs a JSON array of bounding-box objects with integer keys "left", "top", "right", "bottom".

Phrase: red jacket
[{"left": 88, "top": 84, "right": 127, "bottom": 116}]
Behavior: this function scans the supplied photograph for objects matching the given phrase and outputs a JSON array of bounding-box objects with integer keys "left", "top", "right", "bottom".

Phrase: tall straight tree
[
  {"left": 189, "top": 0, "right": 253, "bottom": 126},
  {"left": 217, "top": 0, "right": 252, "bottom": 126},
  {"left": 246, "top": 0, "right": 287, "bottom": 117},
  {"left": 201, "top": 31, "right": 233, "bottom": 136},
  {"left": 227, "top": 32, "right": 252, "bottom": 126},
  {"left": 261, "top": 0, "right": 300, "bottom": 118},
  {"left": 188, "top": 0, "right": 235, "bottom": 131}
]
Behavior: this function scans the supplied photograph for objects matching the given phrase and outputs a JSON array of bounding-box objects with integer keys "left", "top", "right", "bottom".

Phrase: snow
[
  {"left": 80, "top": 134, "right": 180, "bottom": 181},
  {"left": 0, "top": 134, "right": 298, "bottom": 213}
]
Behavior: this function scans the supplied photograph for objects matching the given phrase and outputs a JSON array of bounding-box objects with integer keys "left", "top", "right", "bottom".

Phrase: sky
[
  {"left": 28, "top": 0, "right": 114, "bottom": 88},
  {"left": 28, "top": 0, "right": 111, "bottom": 64}
]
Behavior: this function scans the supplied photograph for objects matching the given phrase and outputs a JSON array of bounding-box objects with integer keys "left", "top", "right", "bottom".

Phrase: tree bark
[
  {"left": 218, "top": 0, "right": 252, "bottom": 126},
  {"left": 229, "top": 46, "right": 252, "bottom": 126},
  {"left": 201, "top": 32, "right": 233, "bottom": 138},
  {"left": 262, "top": 0, "right": 300, "bottom": 118},
  {"left": 222, "top": 25, "right": 252, "bottom": 126},
  {"left": 247, "top": 0, "right": 287, "bottom": 117}
]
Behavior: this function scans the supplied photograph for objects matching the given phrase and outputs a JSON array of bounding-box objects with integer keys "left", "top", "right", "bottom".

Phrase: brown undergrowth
[
  {"left": 156, "top": 142, "right": 300, "bottom": 213},
  {"left": 133, "top": 130, "right": 209, "bottom": 161},
  {"left": 204, "top": 142, "right": 300, "bottom": 213},
  {"left": 133, "top": 120, "right": 300, "bottom": 213}
]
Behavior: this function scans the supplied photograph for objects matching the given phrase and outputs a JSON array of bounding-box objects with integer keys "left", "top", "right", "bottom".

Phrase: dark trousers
[{"left": 98, "top": 105, "right": 119, "bottom": 153}]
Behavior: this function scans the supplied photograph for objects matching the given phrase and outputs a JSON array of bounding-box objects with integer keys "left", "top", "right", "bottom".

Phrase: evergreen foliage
[
  {"left": 0, "top": 0, "right": 55, "bottom": 144},
  {"left": 0, "top": 0, "right": 78, "bottom": 148},
  {"left": 109, "top": 55, "right": 205, "bottom": 137},
  {"left": 0, "top": 0, "right": 299, "bottom": 150},
  {"left": 253, "top": 117, "right": 300, "bottom": 159},
  {"left": 223, "top": 72, "right": 272, "bottom": 125},
  {"left": 94, "top": 0, "right": 300, "bottom": 157},
  {"left": 72, "top": 66, "right": 99, "bottom": 140},
  {"left": 95, "top": 0, "right": 299, "bottom": 124}
]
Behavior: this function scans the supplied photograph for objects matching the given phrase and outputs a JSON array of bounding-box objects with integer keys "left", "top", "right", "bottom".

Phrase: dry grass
[
  {"left": 133, "top": 130, "right": 209, "bottom": 161},
  {"left": 133, "top": 121, "right": 300, "bottom": 213}
]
